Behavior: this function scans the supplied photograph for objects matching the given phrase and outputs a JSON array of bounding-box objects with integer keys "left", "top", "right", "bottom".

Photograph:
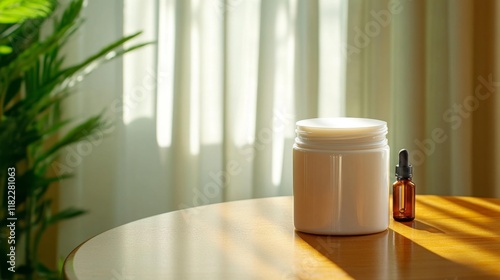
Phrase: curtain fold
[
  {"left": 448, "top": 0, "right": 473, "bottom": 195},
  {"left": 473, "top": 0, "right": 498, "bottom": 197}
]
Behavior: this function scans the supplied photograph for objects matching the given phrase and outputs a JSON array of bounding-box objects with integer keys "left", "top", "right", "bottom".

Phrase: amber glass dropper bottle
[{"left": 393, "top": 149, "right": 416, "bottom": 222}]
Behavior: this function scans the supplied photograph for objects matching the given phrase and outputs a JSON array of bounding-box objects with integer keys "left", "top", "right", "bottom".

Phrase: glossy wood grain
[{"left": 64, "top": 195, "right": 500, "bottom": 279}]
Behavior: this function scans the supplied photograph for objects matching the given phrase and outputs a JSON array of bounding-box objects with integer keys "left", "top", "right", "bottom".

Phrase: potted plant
[{"left": 0, "top": 0, "right": 149, "bottom": 279}]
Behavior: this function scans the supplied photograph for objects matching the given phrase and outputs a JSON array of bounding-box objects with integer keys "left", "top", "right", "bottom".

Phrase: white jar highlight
[{"left": 293, "top": 117, "right": 390, "bottom": 235}]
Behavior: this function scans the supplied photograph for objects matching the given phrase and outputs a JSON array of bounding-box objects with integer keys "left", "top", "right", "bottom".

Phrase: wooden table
[{"left": 64, "top": 195, "right": 500, "bottom": 279}]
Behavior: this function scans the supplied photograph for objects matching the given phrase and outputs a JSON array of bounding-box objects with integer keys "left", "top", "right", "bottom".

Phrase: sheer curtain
[
  {"left": 345, "top": 0, "right": 500, "bottom": 197},
  {"left": 57, "top": 0, "right": 500, "bottom": 260},
  {"left": 57, "top": 0, "right": 347, "bottom": 257}
]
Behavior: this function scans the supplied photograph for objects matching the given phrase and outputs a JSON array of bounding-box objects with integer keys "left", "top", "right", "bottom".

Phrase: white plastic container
[{"left": 293, "top": 117, "right": 389, "bottom": 235}]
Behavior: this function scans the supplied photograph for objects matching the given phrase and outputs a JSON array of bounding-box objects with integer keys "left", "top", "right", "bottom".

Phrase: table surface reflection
[{"left": 64, "top": 195, "right": 500, "bottom": 279}]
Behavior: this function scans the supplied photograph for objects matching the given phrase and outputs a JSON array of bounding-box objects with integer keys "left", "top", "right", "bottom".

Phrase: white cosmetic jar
[{"left": 293, "top": 117, "right": 390, "bottom": 235}]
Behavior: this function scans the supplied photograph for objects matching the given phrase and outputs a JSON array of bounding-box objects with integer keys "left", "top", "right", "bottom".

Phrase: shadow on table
[
  {"left": 295, "top": 229, "right": 496, "bottom": 279},
  {"left": 399, "top": 220, "right": 445, "bottom": 233}
]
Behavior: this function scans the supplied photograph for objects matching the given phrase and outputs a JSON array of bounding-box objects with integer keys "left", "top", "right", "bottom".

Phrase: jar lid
[{"left": 296, "top": 117, "right": 387, "bottom": 140}]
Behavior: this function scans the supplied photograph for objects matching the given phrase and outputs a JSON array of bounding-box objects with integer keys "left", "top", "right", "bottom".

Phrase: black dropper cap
[{"left": 395, "top": 149, "right": 412, "bottom": 180}]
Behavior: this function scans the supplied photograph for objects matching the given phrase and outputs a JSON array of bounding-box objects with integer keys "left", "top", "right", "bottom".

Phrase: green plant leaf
[
  {"left": 34, "top": 174, "right": 73, "bottom": 201},
  {"left": 38, "top": 118, "right": 71, "bottom": 138},
  {"left": 0, "top": 115, "right": 41, "bottom": 167},
  {"left": 0, "top": 45, "right": 12, "bottom": 54},
  {"left": 36, "top": 261, "right": 61, "bottom": 279},
  {"left": 3, "top": 76, "right": 22, "bottom": 108},
  {"left": 48, "top": 32, "right": 152, "bottom": 95},
  {"left": 0, "top": 18, "right": 45, "bottom": 69},
  {"left": 36, "top": 262, "right": 53, "bottom": 274},
  {"left": 14, "top": 169, "right": 36, "bottom": 205},
  {"left": 0, "top": 0, "right": 54, "bottom": 24},
  {"left": 0, "top": 6, "right": 79, "bottom": 83},
  {"left": 0, "top": 0, "right": 151, "bottom": 277},
  {"left": 46, "top": 207, "right": 86, "bottom": 226},
  {"left": 34, "top": 115, "right": 103, "bottom": 167},
  {"left": 34, "top": 199, "right": 50, "bottom": 225}
]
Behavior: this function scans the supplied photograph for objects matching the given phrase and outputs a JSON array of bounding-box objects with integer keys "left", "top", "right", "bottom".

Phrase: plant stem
[
  {"left": 0, "top": 72, "right": 8, "bottom": 122},
  {"left": 0, "top": 86, "right": 5, "bottom": 123}
]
